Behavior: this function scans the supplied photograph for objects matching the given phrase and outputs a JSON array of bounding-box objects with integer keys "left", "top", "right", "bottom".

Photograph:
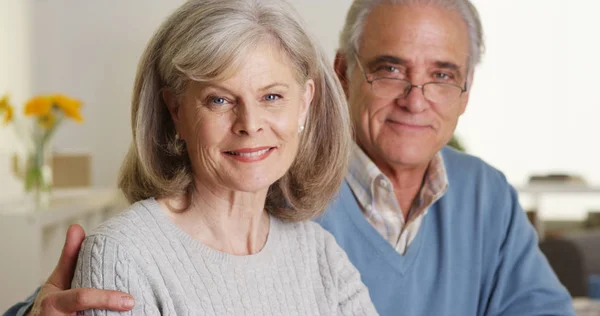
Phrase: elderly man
[
  {"left": 315, "top": 0, "right": 574, "bottom": 315},
  {"left": 5, "top": 0, "right": 574, "bottom": 315},
  {"left": 317, "top": 0, "right": 574, "bottom": 314}
]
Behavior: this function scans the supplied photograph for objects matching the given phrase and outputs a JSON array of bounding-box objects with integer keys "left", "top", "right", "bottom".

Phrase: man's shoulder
[
  {"left": 440, "top": 147, "right": 521, "bottom": 227},
  {"left": 323, "top": 178, "right": 356, "bottom": 214},
  {"left": 441, "top": 146, "right": 509, "bottom": 189},
  {"left": 441, "top": 146, "right": 498, "bottom": 173}
]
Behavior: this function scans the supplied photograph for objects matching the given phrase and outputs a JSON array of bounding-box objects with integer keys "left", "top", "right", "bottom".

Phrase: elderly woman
[{"left": 71, "top": 0, "right": 377, "bottom": 315}]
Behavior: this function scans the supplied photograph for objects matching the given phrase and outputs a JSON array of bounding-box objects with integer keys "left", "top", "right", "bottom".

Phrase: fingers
[
  {"left": 33, "top": 225, "right": 135, "bottom": 314},
  {"left": 47, "top": 224, "right": 86, "bottom": 289},
  {"left": 53, "top": 288, "right": 135, "bottom": 313}
]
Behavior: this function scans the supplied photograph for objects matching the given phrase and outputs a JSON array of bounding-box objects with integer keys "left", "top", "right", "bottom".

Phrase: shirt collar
[{"left": 345, "top": 142, "right": 449, "bottom": 216}]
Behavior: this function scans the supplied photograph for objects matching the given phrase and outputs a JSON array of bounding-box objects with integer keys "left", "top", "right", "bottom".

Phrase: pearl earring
[{"left": 298, "top": 125, "right": 305, "bottom": 133}]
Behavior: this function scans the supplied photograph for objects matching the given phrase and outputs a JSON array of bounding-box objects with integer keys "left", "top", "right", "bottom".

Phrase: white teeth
[{"left": 229, "top": 148, "right": 270, "bottom": 157}]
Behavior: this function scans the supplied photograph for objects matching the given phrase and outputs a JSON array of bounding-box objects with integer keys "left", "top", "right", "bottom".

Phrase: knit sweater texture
[{"left": 72, "top": 198, "right": 378, "bottom": 316}]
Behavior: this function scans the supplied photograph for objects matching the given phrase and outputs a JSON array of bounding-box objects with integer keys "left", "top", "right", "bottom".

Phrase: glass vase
[{"left": 24, "top": 140, "right": 53, "bottom": 209}]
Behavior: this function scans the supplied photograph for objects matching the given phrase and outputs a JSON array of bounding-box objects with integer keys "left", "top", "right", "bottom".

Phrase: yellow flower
[
  {"left": 38, "top": 112, "right": 57, "bottom": 129},
  {"left": 0, "top": 94, "right": 14, "bottom": 124},
  {"left": 3, "top": 104, "right": 13, "bottom": 124},
  {"left": 0, "top": 94, "right": 13, "bottom": 124},
  {"left": 25, "top": 96, "right": 53, "bottom": 117},
  {"left": 0, "top": 94, "right": 9, "bottom": 108},
  {"left": 53, "top": 94, "right": 83, "bottom": 122}
]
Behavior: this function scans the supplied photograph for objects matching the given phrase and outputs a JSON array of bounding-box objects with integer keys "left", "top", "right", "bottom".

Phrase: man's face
[{"left": 344, "top": 4, "right": 471, "bottom": 171}]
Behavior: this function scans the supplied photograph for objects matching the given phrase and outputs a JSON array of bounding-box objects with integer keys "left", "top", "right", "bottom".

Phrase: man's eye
[
  {"left": 376, "top": 65, "right": 399, "bottom": 73},
  {"left": 264, "top": 94, "right": 281, "bottom": 101},
  {"left": 434, "top": 72, "right": 453, "bottom": 80}
]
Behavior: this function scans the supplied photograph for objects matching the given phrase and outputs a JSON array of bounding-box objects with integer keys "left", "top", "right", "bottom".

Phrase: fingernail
[{"left": 121, "top": 296, "right": 135, "bottom": 308}]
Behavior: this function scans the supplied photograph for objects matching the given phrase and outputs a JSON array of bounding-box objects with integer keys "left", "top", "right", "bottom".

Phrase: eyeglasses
[{"left": 353, "top": 53, "right": 468, "bottom": 104}]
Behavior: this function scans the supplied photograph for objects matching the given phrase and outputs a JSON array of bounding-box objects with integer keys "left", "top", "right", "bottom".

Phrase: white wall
[
  {"left": 462, "top": 0, "right": 600, "bottom": 219},
  {"left": 291, "top": 0, "right": 353, "bottom": 58},
  {"left": 0, "top": 0, "right": 32, "bottom": 199},
  {"left": 463, "top": 0, "right": 600, "bottom": 185},
  {"left": 31, "top": 0, "right": 186, "bottom": 188}
]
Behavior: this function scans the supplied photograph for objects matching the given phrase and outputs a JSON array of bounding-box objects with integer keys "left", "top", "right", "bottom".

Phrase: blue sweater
[{"left": 316, "top": 147, "right": 574, "bottom": 316}]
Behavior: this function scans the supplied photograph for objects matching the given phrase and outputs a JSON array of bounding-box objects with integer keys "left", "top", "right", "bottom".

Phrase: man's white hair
[{"left": 339, "top": 0, "right": 485, "bottom": 77}]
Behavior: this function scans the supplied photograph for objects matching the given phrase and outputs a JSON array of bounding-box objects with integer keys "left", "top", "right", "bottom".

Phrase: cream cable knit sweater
[{"left": 72, "top": 198, "right": 378, "bottom": 315}]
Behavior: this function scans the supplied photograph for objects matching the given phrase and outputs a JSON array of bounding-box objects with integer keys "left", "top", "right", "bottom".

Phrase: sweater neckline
[
  {"left": 339, "top": 181, "right": 427, "bottom": 276},
  {"left": 141, "top": 197, "right": 278, "bottom": 267}
]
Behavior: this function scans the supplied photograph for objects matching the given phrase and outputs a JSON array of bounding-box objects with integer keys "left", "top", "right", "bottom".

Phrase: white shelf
[{"left": 516, "top": 184, "right": 600, "bottom": 194}]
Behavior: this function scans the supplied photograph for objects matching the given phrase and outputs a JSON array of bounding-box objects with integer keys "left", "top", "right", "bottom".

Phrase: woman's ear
[
  {"left": 162, "top": 88, "right": 181, "bottom": 129},
  {"left": 300, "top": 79, "right": 315, "bottom": 128}
]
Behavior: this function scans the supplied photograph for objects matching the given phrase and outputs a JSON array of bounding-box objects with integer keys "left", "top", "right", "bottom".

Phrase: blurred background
[{"left": 1, "top": 0, "right": 600, "bottom": 312}]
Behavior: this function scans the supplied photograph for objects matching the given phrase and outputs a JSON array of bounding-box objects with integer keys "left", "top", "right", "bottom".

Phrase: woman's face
[{"left": 168, "top": 43, "right": 314, "bottom": 194}]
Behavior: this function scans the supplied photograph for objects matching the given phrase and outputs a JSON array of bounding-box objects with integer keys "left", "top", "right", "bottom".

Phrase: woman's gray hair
[
  {"left": 119, "top": 0, "right": 351, "bottom": 222},
  {"left": 339, "top": 0, "right": 484, "bottom": 74}
]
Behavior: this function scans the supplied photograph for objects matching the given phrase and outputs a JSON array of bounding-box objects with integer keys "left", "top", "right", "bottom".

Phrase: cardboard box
[{"left": 52, "top": 153, "right": 91, "bottom": 188}]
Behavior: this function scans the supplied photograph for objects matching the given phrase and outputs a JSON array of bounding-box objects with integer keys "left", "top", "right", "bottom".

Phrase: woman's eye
[
  {"left": 204, "top": 95, "right": 233, "bottom": 111},
  {"left": 210, "top": 97, "right": 228, "bottom": 104},
  {"left": 264, "top": 94, "right": 281, "bottom": 101}
]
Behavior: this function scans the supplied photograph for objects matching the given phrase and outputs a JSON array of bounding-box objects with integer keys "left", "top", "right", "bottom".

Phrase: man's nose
[{"left": 397, "top": 84, "right": 429, "bottom": 113}]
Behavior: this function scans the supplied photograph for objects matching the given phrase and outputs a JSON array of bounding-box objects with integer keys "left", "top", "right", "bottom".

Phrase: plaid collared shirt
[{"left": 346, "top": 143, "right": 448, "bottom": 255}]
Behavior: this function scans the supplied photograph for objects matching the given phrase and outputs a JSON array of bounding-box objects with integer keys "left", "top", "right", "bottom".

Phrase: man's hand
[{"left": 27, "top": 224, "right": 135, "bottom": 315}]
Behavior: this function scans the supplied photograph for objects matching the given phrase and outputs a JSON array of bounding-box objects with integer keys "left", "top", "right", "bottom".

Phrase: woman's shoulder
[
  {"left": 84, "top": 198, "right": 167, "bottom": 254},
  {"left": 275, "top": 217, "right": 326, "bottom": 237},
  {"left": 274, "top": 217, "right": 340, "bottom": 251}
]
